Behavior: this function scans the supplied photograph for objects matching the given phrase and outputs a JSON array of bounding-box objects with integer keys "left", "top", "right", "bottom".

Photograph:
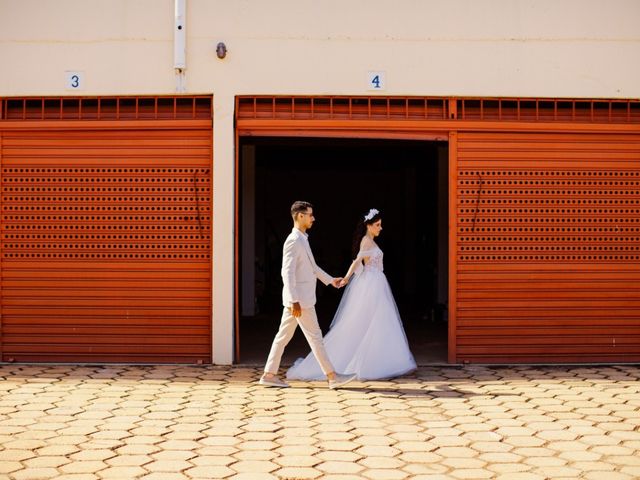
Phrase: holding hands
[{"left": 331, "top": 278, "right": 344, "bottom": 288}]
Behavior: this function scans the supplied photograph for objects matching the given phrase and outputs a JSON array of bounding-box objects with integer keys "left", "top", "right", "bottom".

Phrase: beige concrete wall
[
  {"left": 1, "top": 0, "right": 639, "bottom": 98},
  {"left": 2, "top": 0, "right": 639, "bottom": 364},
  {"left": 0, "top": 0, "right": 640, "bottom": 98}
]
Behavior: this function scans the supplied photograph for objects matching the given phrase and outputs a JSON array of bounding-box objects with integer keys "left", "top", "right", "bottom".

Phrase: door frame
[{"left": 233, "top": 109, "right": 454, "bottom": 363}]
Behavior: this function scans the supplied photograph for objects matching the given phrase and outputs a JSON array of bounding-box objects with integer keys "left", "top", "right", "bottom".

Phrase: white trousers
[{"left": 264, "top": 306, "right": 334, "bottom": 376}]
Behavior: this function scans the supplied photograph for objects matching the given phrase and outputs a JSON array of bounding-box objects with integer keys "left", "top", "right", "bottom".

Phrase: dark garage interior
[{"left": 238, "top": 137, "right": 449, "bottom": 366}]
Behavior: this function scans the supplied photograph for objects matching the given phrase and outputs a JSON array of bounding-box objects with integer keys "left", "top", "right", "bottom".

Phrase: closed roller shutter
[
  {"left": 455, "top": 132, "right": 640, "bottom": 363},
  {"left": 0, "top": 102, "right": 212, "bottom": 363}
]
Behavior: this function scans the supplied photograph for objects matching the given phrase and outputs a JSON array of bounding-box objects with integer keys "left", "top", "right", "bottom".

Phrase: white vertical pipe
[
  {"left": 174, "top": 0, "right": 186, "bottom": 69},
  {"left": 174, "top": 0, "right": 186, "bottom": 92}
]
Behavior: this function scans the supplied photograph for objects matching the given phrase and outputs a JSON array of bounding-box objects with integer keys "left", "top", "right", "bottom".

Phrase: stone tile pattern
[{"left": 0, "top": 364, "right": 639, "bottom": 479}]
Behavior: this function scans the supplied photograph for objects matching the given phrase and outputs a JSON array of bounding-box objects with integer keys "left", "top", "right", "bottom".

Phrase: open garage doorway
[{"left": 237, "top": 137, "right": 449, "bottom": 365}]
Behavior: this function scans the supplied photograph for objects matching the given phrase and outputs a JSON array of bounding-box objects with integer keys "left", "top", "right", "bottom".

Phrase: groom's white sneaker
[
  {"left": 328, "top": 373, "right": 357, "bottom": 389},
  {"left": 259, "top": 374, "right": 290, "bottom": 388}
]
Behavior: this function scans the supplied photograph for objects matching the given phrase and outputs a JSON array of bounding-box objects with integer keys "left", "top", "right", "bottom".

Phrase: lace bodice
[{"left": 358, "top": 246, "right": 384, "bottom": 272}]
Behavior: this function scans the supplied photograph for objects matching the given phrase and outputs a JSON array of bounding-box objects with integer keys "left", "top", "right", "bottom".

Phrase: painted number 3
[{"left": 66, "top": 71, "right": 83, "bottom": 90}]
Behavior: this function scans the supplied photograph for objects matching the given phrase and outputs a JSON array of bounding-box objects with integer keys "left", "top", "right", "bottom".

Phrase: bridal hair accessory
[{"left": 364, "top": 208, "right": 379, "bottom": 222}]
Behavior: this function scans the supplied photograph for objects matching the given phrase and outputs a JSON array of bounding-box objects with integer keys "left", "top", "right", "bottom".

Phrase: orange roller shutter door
[
  {"left": 0, "top": 97, "right": 213, "bottom": 363},
  {"left": 454, "top": 131, "right": 640, "bottom": 363}
]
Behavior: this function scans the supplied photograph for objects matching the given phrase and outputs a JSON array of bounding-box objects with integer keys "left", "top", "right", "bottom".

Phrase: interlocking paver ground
[{"left": 0, "top": 364, "right": 639, "bottom": 479}]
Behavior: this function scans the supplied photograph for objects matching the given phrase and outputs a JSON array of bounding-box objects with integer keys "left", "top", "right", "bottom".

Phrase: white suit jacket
[{"left": 281, "top": 228, "right": 334, "bottom": 309}]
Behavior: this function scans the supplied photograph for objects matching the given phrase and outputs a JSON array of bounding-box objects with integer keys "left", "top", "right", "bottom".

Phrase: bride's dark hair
[{"left": 352, "top": 209, "right": 382, "bottom": 258}]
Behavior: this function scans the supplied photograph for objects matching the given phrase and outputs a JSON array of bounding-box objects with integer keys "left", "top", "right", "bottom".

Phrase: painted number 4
[{"left": 367, "top": 71, "right": 386, "bottom": 91}]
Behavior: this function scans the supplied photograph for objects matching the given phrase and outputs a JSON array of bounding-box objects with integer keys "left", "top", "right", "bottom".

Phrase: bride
[{"left": 287, "top": 208, "right": 416, "bottom": 381}]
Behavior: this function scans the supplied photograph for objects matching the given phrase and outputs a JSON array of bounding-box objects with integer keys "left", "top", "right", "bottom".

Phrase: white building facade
[{"left": 1, "top": 0, "right": 639, "bottom": 365}]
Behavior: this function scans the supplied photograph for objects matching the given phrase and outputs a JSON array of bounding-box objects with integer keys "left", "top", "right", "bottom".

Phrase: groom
[{"left": 260, "top": 201, "right": 357, "bottom": 389}]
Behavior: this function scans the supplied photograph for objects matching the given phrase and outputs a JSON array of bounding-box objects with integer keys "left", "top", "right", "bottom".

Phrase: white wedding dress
[{"left": 287, "top": 245, "right": 417, "bottom": 381}]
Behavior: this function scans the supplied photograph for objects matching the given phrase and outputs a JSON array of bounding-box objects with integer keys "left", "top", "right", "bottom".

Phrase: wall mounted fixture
[{"left": 216, "top": 42, "right": 227, "bottom": 59}]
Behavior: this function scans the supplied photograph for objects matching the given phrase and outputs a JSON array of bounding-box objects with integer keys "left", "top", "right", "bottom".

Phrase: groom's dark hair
[{"left": 291, "top": 201, "right": 313, "bottom": 218}]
